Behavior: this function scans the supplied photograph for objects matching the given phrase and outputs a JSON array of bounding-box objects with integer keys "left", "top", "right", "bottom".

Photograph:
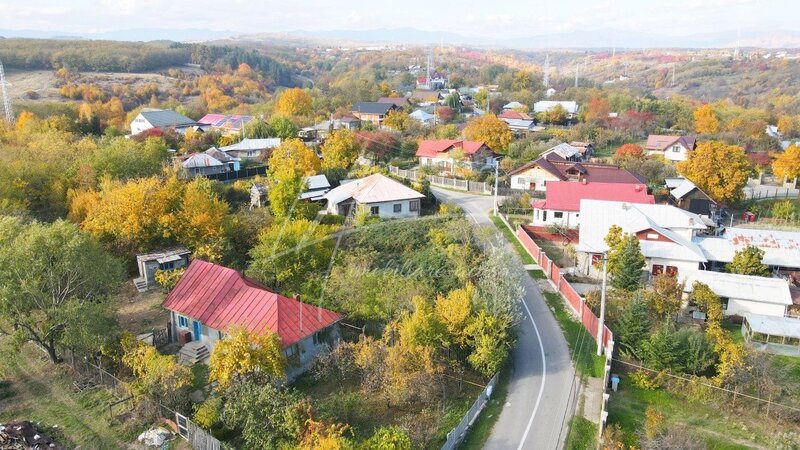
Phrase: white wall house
[
  {"left": 508, "top": 152, "right": 647, "bottom": 192},
  {"left": 130, "top": 109, "right": 197, "bottom": 135},
  {"left": 680, "top": 270, "right": 792, "bottom": 318},
  {"left": 323, "top": 173, "right": 425, "bottom": 219},
  {"left": 416, "top": 140, "right": 497, "bottom": 172},
  {"left": 644, "top": 135, "right": 697, "bottom": 163}
]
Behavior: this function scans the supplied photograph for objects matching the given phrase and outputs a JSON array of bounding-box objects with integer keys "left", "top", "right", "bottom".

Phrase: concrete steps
[{"left": 177, "top": 341, "right": 209, "bottom": 366}]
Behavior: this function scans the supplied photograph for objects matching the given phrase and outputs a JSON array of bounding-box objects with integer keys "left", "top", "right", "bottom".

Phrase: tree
[
  {"left": 268, "top": 115, "right": 299, "bottom": 139},
  {"left": 614, "top": 296, "right": 651, "bottom": 359},
  {"left": 321, "top": 129, "right": 360, "bottom": 171},
  {"left": 383, "top": 110, "right": 411, "bottom": 132},
  {"left": 677, "top": 141, "right": 753, "bottom": 205},
  {"left": 771, "top": 200, "right": 796, "bottom": 220},
  {"left": 541, "top": 104, "right": 568, "bottom": 125},
  {"left": 436, "top": 123, "right": 459, "bottom": 139},
  {"left": 434, "top": 284, "right": 474, "bottom": 346},
  {"left": 646, "top": 274, "right": 685, "bottom": 321},
  {"left": 642, "top": 326, "right": 682, "bottom": 371},
  {"left": 465, "top": 311, "right": 512, "bottom": 377},
  {"left": 269, "top": 138, "right": 321, "bottom": 178},
  {"left": 0, "top": 217, "right": 122, "bottom": 362},
  {"left": 474, "top": 89, "right": 488, "bottom": 109},
  {"left": 275, "top": 88, "right": 313, "bottom": 117},
  {"left": 585, "top": 97, "right": 611, "bottom": 125},
  {"left": 356, "top": 131, "right": 398, "bottom": 162},
  {"left": 691, "top": 282, "right": 723, "bottom": 326},
  {"left": 605, "top": 228, "right": 645, "bottom": 291},
  {"left": 727, "top": 245, "right": 770, "bottom": 277},
  {"left": 121, "top": 333, "right": 192, "bottom": 408},
  {"left": 209, "top": 326, "right": 286, "bottom": 388},
  {"left": 444, "top": 92, "right": 461, "bottom": 110},
  {"left": 242, "top": 119, "right": 271, "bottom": 138},
  {"left": 693, "top": 104, "right": 719, "bottom": 134},
  {"left": 268, "top": 166, "right": 307, "bottom": 219},
  {"left": 247, "top": 218, "right": 338, "bottom": 294},
  {"left": 772, "top": 144, "right": 800, "bottom": 181},
  {"left": 463, "top": 114, "right": 513, "bottom": 153},
  {"left": 363, "top": 426, "right": 412, "bottom": 450},
  {"left": 615, "top": 143, "right": 645, "bottom": 159},
  {"left": 173, "top": 177, "right": 230, "bottom": 262},
  {"left": 436, "top": 106, "right": 455, "bottom": 124}
]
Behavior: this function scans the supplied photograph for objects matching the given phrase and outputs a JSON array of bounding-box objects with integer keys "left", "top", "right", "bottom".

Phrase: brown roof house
[
  {"left": 508, "top": 152, "right": 646, "bottom": 192},
  {"left": 416, "top": 139, "right": 497, "bottom": 172},
  {"left": 645, "top": 135, "right": 697, "bottom": 163}
]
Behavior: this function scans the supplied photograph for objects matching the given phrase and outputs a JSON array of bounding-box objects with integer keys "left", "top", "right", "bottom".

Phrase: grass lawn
[
  {"left": 543, "top": 292, "right": 605, "bottom": 378},
  {"left": 607, "top": 380, "right": 782, "bottom": 449},
  {"left": 528, "top": 269, "right": 547, "bottom": 279},
  {"left": 117, "top": 283, "right": 169, "bottom": 334},
  {"left": 490, "top": 214, "right": 535, "bottom": 265},
  {"left": 564, "top": 416, "right": 598, "bottom": 450},
  {"left": 0, "top": 339, "right": 138, "bottom": 449},
  {"left": 592, "top": 145, "right": 617, "bottom": 159},
  {"left": 722, "top": 321, "right": 745, "bottom": 345},
  {"left": 460, "top": 367, "right": 510, "bottom": 450}
]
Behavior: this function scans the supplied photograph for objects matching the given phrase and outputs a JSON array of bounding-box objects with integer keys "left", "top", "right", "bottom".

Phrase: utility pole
[
  {"left": 0, "top": 58, "right": 14, "bottom": 125},
  {"left": 543, "top": 54, "right": 550, "bottom": 88},
  {"left": 574, "top": 66, "right": 579, "bottom": 88},
  {"left": 597, "top": 251, "right": 609, "bottom": 356},
  {"left": 493, "top": 161, "right": 500, "bottom": 216}
]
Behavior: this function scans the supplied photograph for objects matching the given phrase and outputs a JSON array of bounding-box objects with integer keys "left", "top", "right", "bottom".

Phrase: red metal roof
[
  {"left": 498, "top": 111, "right": 532, "bottom": 120},
  {"left": 533, "top": 181, "right": 654, "bottom": 212},
  {"left": 163, "top": 260, "right": 343, "bottom": 347},
  {"left": 416, "top": 139, "right": 487, "bottom": 157}
]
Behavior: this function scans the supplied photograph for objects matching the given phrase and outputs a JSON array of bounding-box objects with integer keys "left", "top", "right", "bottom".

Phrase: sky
[{"left": 0, "top": 0, "right": 795, "bottom": 39}]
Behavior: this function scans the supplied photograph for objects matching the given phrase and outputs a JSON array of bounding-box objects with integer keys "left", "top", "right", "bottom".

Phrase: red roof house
[
  {"left": 531, "top": 180, "right": 654, "bottom": 228},
  {"left": 416, "top": 139, "right": 495, "bottom": 172},
  {"left": 498, "top": 111, "right": 532, "bottom": 120},
  {"left": 163, "top": 260, "right": 342, "bottom": 349}
]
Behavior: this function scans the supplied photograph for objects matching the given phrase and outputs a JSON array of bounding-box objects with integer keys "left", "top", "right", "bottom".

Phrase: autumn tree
[
  {"left": 436, "top": 106, "right": 455, "bottom": 124},
  {"left": 0, "top": 217, "right": 122, "bottom": 362},
  {"left": 727, "top": 245, "right": 770, "bottom": 277},
  {"left": 465, "top": 311, "right": 512, "bottom": 377},
  {"left": 677, "top": 141, "right": 753, "bottom": 205},
  {"left": 267, "top": 139, "right": 321, "bottom": 218},
  {"left": 463, "top": 114, "right": 513, "bottom": 153},
  {"left": 691, "top": 282, "right": 723, "bottom": 326},
  {"left": 585, "top": 97, "right": 611, "bottom": 125},
  {"left": 540, "top": 104, "right": 568, "bottom": 124},
  {"left": 434, "top": 284, "right": 474, "bottom": 346},
  {"left": 275, "top": 88, "right": 313, "bottom": 117},
  {"left": 247, "top": 218, "right": 338, "bottom": 295},
  {"left": 615, "top": 143, "right": 645, "bottom": 159},
  {"left": 269, "top": 138, "right": 321, "bottom": 178},
  {"left": 383, "top": 109, "right": 411, "bottom": 132},
  {"left": 268, "top": 115, "right": 299, "bottom": 139},
  {"left": 694, "top": 104, "right": 719, "bottom": 134},
  {"left": 363, "top": 426, "right": 412, "bottom": 450},
  {"left": 209, "top": 326, "right": 286, "bottom": 388},
  {"left": 356, "top": 131, "right": 399, "bottom": 162},
  {"left": 772, "top": 144, "right": 800, "bottom": 181},
  {"left": 121, "top": 332, "right": 192, "bottom": 408},
  {"left": 321, "top": 129, "right": 361, "bottom": 171},
  {"left": 436, "top": 124, "right": 460, "bottom": 139},
  {"left": 173, "top": 177, "right": 230, "bottom": 262},
  {"left": 646, "top": 274, "right": 685, "bottom": 321}
]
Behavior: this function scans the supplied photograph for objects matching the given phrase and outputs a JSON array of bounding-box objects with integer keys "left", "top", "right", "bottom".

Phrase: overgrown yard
[
  {"left": 0, "top": 339, "right": 137, "bottom": 449},
  {"left": 117, "top": 284, "right": 169, "bottom": 333}
]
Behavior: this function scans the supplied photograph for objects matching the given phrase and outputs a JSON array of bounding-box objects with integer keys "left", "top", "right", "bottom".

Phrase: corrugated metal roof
[
  {"left": 533, "top": 100, "right": 579, "bottom": 114},
  {"left": 694, "top": 227, "right": 800, "bottom": 268},
  {"left": 535, "top": 181, "right": 653, "bottom": 212},
  {"left": 140, "top": 109, "right": 196, "bottom": 128},
  {"left": 220, "top": 138, "right": 281, "bottom": 152},
  {"left": 163, "top": 260, "right": 342, "bottom": 347},
  {"left": 351, "top": 102, "right": 395, "bottom": 115},
  {"left": 745, "top": 314, "right": 800, "bottom": 338},
  {"left": 416, "top": 139, "right": 487, "bottom": 157},
  {"left": 681, "top": 270, "right": 792, "bottom": 306},
  {"left": 323, "top": 173, "right": 425, "bottom": 206}
]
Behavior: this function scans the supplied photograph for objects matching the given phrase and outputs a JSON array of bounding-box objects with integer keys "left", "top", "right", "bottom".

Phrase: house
[
  {"left": 644, "top": 135, "right": 697, "bottom": 162},
  {"left": 378, "top": 97, "right": 411, "bottom": 110},
  {"left": 416, "top": 73, "right": 447, "bottom": 90},
  {"left": 498, "top": 111, "right": 533, "bottom": 120},
  {"left": 323, "top": 173, "right": 425, "bottom": 218},
  {"left": 502, "top": 118, "right": 536, "bottom": 135},
  {"left": 198, "top": 114, "right": 254, "bottom": 134},
  {"left": 766, "top": 125, "right": 784, "bottom": 139},
  {"left": 694, "top": 227, "right": 800, "bottom": 272},
  {"left": 133, "top": 247, "right": 191, "bottom": 292},
  {"left": 179, "top": 147, "right": 240, "bottom": 178},
  {"left": 576, "top": 199, "right": 709, "bottom": 278},
  {"left": 130, "top": 109, "right": 198, "bottom": 135},
  {"left": 163, "top": 260, "right": 343, "bottom": 378},
  {"left": 299, "top": 116, "right": 360, "bottom": 141},
  {"left": 502, "top": 101, "right": 526, "bottom": 111},
  {"left": 410, "top": 89, "right": 443, "bottom": 106},
  {"left": 409, "top": 109, "right": 436, "bottom": 125},
  {"left": 250, "top": 183, "right": 268, "bottom": 209},
  {"left": 299, "top": 174, "right": 331, "bottom": 201},
  {"left": 533, "top": 101, "right": 580, "bottom": 118},
  {"left": 350, "top": 102, "right": 397, "bottom": 126},
  {"left": 664, "top": 177, "right": 719, "bottom": 217},
  {"left": 531, "top": 181, "right": 654, "bottom": 228},
  {"left": 679, "top": 270, "right": 792, "bottom": 318},
  {"left": 569, "top": 141, "right": 595, "bottom": 158},
  {"left": 508, "top": 152, "right": 646, "bottom": 192},
  {"left": 541, "top": 143, "right": 584, "bottom": 161},
  {"left": 220, "top": 138, "right": 281, "bottom": 160},
  {"left": 415, "top": 139, "right": 497, "bottom": 172}
]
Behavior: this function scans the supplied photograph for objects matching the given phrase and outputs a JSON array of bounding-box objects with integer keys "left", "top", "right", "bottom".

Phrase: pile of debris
[{"left": 0, "top": 421, "right": 63, "bottom": 450}]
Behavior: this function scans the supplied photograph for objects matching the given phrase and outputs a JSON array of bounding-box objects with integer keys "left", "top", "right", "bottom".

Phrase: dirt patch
[{"left": 117, "top": 283, "right": 169, "bottom": 334}]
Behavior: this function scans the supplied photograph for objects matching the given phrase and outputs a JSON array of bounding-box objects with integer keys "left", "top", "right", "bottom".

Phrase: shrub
[
  {"left": 194, "top": 396, "right": 222, "bottom": 429},
  {"left": 154, "top": 268, "right": 186, "bottom": 292},
  {"left": 630, "top": 369, "right": 661, "bottom": 390}
]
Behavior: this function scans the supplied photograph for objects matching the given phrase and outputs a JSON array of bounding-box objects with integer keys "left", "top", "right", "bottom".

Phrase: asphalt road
[{"left": 431, "top": 187, "right": 575, "bottom": 450}]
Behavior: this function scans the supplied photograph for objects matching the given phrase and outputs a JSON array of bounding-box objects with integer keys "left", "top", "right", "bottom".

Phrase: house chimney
[
  {"left": 634, "top": 184, "right": 642, "bottom": 192},
  {"left": 688, "top": 217, "right": 694, "bottom": 226},
  {"left": 581, "top": 178, "right": 588, "bottom": 185}
]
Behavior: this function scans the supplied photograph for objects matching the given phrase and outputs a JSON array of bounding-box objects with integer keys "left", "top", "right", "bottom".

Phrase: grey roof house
[{"left": 130, "top": 109, "right": 198, "bottom": 135}]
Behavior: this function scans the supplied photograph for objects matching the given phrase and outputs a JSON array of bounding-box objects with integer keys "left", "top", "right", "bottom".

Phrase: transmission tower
[
  {"left": 542, "top": 54, "right": 550, "bottom": 88},
  {"left": 0, "top": 58, "right": 13, "bottom": 125}
]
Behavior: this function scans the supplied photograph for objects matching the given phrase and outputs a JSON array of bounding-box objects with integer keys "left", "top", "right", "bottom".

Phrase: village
[{"left": 1, "top": 19, "right": 800, "bottom": 450}]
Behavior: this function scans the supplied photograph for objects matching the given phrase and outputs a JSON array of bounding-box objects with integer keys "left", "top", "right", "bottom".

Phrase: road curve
[{"left": 431, "top": 187, "right": 575, "bottom": 450}]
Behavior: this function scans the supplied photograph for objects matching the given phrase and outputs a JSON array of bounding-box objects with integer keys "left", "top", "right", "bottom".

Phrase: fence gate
[{"left": 175, "top": 413, "right": 189, "bottom": 439}]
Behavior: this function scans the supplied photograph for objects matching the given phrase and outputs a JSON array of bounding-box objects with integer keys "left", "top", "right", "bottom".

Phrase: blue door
[{"left": 193, "top": 320, "right": 202, "bottom": 341}]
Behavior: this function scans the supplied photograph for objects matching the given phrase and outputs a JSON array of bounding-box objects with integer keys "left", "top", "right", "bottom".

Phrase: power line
[{"left": 612, "top": 358, "right": 800, "bottom": 413}]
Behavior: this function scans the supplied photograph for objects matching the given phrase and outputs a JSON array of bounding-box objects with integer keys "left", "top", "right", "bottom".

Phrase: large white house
[
  {"left": 680, "top": 270, "right": 792, "bottom": 318},
  {"left": 508, "top": 152, "right": 646, "bottom": 192},
  {"left": 644, "top": 135, "right": 697, "bottom": 162},
  {"left": 533, "top": 101, "right": 579, "bottom": 118},
  {"left": 531, "top": 181, "right": 654, "bottom": 228},
  {"left": 130, "top": 108, "right": 197, "bottom": 135},
  {"left": 323, "top": 173, "right": 425, "bottom": 218}
]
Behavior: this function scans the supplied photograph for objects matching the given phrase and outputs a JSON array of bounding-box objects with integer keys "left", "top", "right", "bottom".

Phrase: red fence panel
[
  {"left": 550, "top": 264, "right": 561, "bottom": 285},
  {"left": 559, "top": 278, "right": 583, "bottom": 314}
]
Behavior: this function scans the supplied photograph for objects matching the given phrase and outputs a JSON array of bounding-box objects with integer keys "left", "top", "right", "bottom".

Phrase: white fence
[
  {"left": 441, "top": 373, "right": 499, "bottom": 450},
  {"left": 389, "top": 166, "right": 493, "bottom": 195}
]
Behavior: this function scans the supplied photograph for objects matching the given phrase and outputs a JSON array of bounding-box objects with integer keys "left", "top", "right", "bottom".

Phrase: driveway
[{"left": 431, "top": 187, "right": 575, "bottom": 450}]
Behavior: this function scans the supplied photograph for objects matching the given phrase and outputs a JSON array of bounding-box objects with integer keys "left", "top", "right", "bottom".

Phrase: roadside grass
[
  {"left": 489, "top": 214, "right": 535, "bottom": 264},
  {"left": 528, "top": 269, "right": 547, "bottom": 279},
  {"left": 460, "top": 367, "right": 510, "bottom": 450},
  {"left": 543, "top": 292, "right": 605, "bottom": 378},
  {"left": 0, "top": 340, "right": 137, "bottom": 448},
  {"left": 564, "top": 416, "right": 597, "bottom": 450},
  {"left": 607, "top": 381, "right": 777, "bottom": 449}
]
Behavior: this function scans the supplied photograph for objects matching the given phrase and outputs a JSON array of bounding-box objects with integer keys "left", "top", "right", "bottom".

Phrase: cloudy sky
[{"left": 0, "top": 0, "right": 794, "bottom": 39}]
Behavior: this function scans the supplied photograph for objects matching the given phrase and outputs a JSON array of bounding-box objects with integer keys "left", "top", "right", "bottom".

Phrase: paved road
[{"left": 431, "top": 187, "right": 575, "bottom": 450}]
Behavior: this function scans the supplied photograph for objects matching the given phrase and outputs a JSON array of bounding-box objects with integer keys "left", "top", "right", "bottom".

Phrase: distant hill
[{"left": 0, "top": 28, "right": 235, "bottom": 42}]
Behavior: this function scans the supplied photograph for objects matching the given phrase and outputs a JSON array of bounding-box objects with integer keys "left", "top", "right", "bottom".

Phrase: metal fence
[
  {"left": 204, "top": 165, "right": 267, "bottom": 182},
  {"left": 389, "top": 166, "right": 493, "bottom": 194},
  {"left": 441, "top": 373, "right": 499, "bottom": 450}
]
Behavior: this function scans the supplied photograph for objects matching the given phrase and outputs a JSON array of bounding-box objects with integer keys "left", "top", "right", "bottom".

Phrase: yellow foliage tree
[
  {"left": 209, "top": 326, "right": 286, "bottom": 389},
  {"left": 463, "top": 114, "right": 512, "bottom": 153},
  {"left": 382, "top": 110, "right": 411, "bottom": 132},
  {"left": 15, "top": 111, "right": 38, "bottom": 130},
  {"left": 772, "top": 144, "right": 800, "bottom": 180},
  {"left": 434, "top": 284, "right": 474, "bottom": 346},
  {"left": 268, "top": 138, "right": 321, "bottom": 178},
  {"left": 173, "top": 177, "right": 230, "bottom": 262},
  {"left": 321, "top": 129, "right": 361, "bottom": 171},
  {"left": 121, "top": 332, "right": 192, "bottom": 407},
  {"left": 677, "top": 141, "right": 752, "bottom": 204},
  {"left": 275, "top": 88, "right": 313, "bottom": 117},
  {"left": 694, "top": 104, "right": 719, "bottom": 134}
]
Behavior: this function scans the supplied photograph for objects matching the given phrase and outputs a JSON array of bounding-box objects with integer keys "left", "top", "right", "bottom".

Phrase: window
[
  {"left": 652, "top": 264, "right": 664, "bottom": 276},
  {"left": 370, "top": 206, "right": 379, "bottom": 215},
  {"left": 542, "top": 211, "right": 548, "bottom": 221},
  {"left": 646, "top": 233, "right": 659, "bottom": 240},
  {"left": 409, "top": 200, "right": 420, "bottom": 212},
  {"left": 720, "top": 297, "right": 729, "bottom": 311},
  {"left": 160, "top": 261, "right": 175, "bottom": 270},
  {"left": 178, "top": 315, "right": 188, "bottom": 328},
  {"left": 218, "top": 330, "right": 225, "bottom": 340},
  {"left": 591, "top": 254, "right": 602, "bottom": 265},
  {"left": 284, "top": 345, "right": 298, "bottom": 357},
  {"left": 313, "top": 332, "right": 320, "bottom": 345},
  {"left": 553, "top": 212, "right": 563, "bottom": 219},
  {"left": 665, "top": 266, "right": 678, "bottom": 276},
  {"left": 672, "top": 145, "right": 681, "bottom": 153},
  {"left": 393, "top": 203, "right": 402, "bottom": 213}
]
